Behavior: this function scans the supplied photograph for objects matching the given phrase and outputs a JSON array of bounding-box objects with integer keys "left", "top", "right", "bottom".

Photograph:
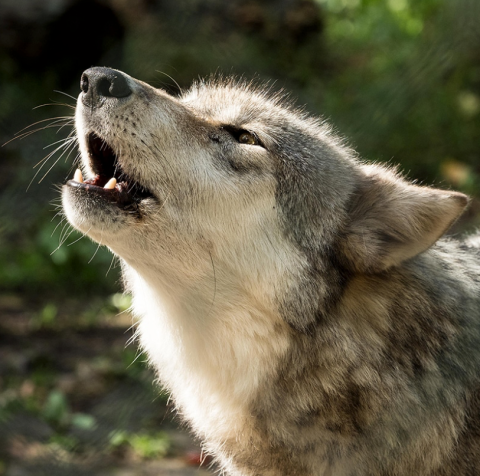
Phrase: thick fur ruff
[{"left": 62, "top": 68, "right": 480, "bottom": 475}]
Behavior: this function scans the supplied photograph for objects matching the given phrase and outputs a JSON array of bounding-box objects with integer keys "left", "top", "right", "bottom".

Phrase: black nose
[{"left": 80, "top": 67, "right": 131, "bottom": 106}]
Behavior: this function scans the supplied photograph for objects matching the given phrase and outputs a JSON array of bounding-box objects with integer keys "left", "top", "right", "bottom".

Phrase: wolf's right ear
[{"left": 339, "top": 165, "right": 468, "bottom": 273}]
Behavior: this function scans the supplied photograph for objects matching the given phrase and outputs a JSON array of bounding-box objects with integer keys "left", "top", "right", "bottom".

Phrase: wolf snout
[{"left": 80, "top": 67, "right": 132, "bottom": 107}]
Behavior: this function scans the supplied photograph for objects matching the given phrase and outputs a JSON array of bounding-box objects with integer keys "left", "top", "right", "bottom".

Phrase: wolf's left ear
[{"left": 340, "top": 165, "right": 469, "bottom": 273}]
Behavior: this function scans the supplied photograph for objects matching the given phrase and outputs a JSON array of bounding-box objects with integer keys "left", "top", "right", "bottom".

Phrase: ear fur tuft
[{"left": 340, "top": 165, "right": 469, "bottom": 273}]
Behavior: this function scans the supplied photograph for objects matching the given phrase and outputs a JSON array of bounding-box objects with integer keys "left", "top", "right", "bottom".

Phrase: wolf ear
[{"left": 340, "top": 165, "right": 468, "bottom": 273}]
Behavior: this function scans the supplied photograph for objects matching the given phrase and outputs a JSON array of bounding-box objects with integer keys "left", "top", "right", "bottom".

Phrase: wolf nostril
[
  {"left": 97, "top": 77, "right": 113, "bottom": 97},
  {"left": 107, "top": 73, "right": 131, "bottom": 98},
  {"left": 80, "top": 74, "right": 89, "bottom": 94}
]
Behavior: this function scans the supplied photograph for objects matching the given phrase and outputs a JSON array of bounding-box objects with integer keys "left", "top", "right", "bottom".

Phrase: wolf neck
[{"left": 125, "top": 263, "right": 291, "bottom": 437}]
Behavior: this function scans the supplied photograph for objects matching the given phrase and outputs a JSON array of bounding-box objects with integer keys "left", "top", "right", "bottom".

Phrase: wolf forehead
[
  {"left": 183, "top": 79, "right": 301, "bottom": 122},
  {"left": 181, "top": 78, "right": 342, "bottom": 146}
]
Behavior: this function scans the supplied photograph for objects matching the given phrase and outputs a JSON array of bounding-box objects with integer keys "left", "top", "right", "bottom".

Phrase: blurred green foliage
[
  {"left": 109, "top": 429, "right": 171, "bottom": 459},
  {"left": 315, "top": 0, "right": 480, "bottom": 189}
]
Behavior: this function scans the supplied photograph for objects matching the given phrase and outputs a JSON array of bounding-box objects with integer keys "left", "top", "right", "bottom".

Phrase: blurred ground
[{"left": 0, "top": 296, "right": 213, "bottom": 475}]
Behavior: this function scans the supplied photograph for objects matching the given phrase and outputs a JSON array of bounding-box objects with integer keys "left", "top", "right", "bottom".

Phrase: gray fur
[{"left": 62, "top": 68, "right": 480, "bottom": 475}]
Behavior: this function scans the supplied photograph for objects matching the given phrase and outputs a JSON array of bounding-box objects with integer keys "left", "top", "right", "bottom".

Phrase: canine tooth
[
  {"left": 74, "top": 169, "right": 83, "bottom": 183},
  {"left": 104, "top": 178, "right": 117, "bottom": 190}
]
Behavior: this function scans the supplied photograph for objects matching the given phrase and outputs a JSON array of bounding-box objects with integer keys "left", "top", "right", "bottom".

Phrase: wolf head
[{"left": 63, "top": 67, "right": 468, "bottom": 332}]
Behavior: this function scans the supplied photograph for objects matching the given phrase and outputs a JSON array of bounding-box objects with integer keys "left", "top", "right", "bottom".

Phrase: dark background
[{"left": 1, "top": 0, "right": 479, "bottom": 474}]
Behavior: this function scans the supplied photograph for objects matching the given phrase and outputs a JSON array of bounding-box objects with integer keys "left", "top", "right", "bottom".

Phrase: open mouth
[{"left": 67, "top": 133, "right": 154, "bottom": 209}]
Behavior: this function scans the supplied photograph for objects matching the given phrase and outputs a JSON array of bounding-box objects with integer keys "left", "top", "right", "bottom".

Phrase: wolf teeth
[
  {"left": 74, "top": 169, "right": 84, "bottom": 183},
  {"left": 104, "top": 178, "right": 117, "bottom": 190},
  {"left": 72, "top": 170, "right": 117, "bottom": 189}
]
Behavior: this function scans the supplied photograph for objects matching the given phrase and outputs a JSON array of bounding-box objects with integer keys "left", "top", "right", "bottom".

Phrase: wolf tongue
[
  {"left": 82, "top": 175, "right": 117, "bottom": 189},
  {"left": 84, "top": 175, "right": 109, "bottom": 187}
]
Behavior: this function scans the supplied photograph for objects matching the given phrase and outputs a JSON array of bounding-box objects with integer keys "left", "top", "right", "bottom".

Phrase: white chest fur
[{"left": 129, "top": 269, "right": 291, "bottom": 442}]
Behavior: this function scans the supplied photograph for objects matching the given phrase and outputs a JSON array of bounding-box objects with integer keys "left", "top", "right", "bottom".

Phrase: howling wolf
[{"left": 63, "top": 67, "right": 480, "bottom": 475}]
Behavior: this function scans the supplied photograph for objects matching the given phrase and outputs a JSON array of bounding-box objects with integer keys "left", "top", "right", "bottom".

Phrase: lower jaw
[
  {"left": 66, "top": 179, "right": 136, "bottom": 208},
  {"left": 67, "top": 168, "right": 154, "bottom": 211}
]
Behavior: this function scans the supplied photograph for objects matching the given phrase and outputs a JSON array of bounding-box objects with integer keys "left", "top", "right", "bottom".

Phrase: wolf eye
[
  {"left": 220, "top": 125, "right": 262, "bottom": 147},
  {"left": 238, "top": 132, "right": 257, "bottom": 145}
]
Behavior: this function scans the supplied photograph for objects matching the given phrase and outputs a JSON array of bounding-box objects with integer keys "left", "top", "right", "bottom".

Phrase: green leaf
[
  {"left": 42, "top": 390, "right": 70, "bottom": 426},
  {"left": 71, "top": 413, "right": 97, "bottom": 430}
]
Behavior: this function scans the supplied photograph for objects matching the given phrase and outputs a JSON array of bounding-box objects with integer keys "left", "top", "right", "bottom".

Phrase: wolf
[{"left": 62, "top": 67, "right": 480, "bottom": 475}]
